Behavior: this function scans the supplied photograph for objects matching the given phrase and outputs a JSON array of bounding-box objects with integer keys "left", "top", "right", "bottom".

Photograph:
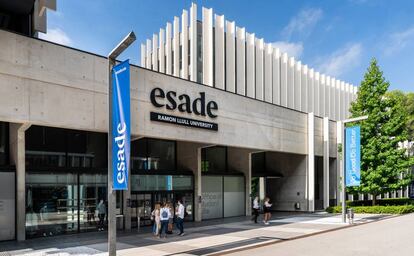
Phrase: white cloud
[
  {"left": 39, "top": 28, "right": 72, "bottom": 46},
  {"left": 317, "top": 43, "right": 362, "bottom": 77},
  {"left": 271, "top": 41, "right": 304, "bottom": 58},
  {"left": 383, "top": 26, "right": 414, "bottom": 56},
  {"left": 282, "top": 7, "right": 323, "bottom": 39}
]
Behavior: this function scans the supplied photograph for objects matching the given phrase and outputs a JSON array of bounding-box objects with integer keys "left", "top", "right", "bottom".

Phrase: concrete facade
[
  {"left": 0, "top": 28, "right": 341, "bottom": 240},
  {"left": 141, "top": 4, "right": 358, "bottom": 121}
]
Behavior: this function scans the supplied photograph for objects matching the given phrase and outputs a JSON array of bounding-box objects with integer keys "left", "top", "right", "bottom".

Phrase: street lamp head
[{"left": 108, "top": 31, "right": 136, "bottom": 60}]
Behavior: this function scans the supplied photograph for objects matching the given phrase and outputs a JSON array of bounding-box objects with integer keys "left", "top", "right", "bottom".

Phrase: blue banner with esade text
[
  {"left": 345, "top": 126, "right": 361, "bottom": 187},
  {"left": 112, "top": 60, "right": 130, "bottom": 190}
]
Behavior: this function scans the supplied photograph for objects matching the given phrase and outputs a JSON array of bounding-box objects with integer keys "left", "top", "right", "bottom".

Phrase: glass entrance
[{"left": 131, "top": 193, "right": 152, "bottom": 228}]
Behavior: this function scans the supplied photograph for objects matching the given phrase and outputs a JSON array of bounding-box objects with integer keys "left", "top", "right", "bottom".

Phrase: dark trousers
[
  {"left": 98, "top": 213, "right": 105, "bottom": 229},
  {"left": 160, "top": 220, "right": 169, "bottom": 236},
  {"left": 176, "top": 217, "right": 184, "bottom": 234},
  {"left": 252, "top": 208, "right": 259, "bottom": 223}
]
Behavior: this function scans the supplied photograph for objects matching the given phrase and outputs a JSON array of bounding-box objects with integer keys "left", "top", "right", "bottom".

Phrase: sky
[{"left": 39, "top": 0, "right": 414, "bottom": 92}]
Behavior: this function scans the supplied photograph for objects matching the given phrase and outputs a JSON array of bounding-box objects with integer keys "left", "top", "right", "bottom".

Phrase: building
[{"left": 1, "top": 2, "right": 356, "bottom": 241}]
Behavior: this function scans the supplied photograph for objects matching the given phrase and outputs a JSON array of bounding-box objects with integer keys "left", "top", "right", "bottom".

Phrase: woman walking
[
  {"left": 263, "top": 197, "right": 272, "bottom": 225},
  {"left": 151, "top": 203, "right": 161, "bottom": 236}
]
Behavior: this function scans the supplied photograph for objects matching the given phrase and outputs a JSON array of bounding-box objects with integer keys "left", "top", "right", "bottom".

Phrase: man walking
[
  {"left": 175, "top": 200, "right": 185, "bottom": 236},
  {"left": 251, "top": 196, "right": 260, "bottom": 223}
]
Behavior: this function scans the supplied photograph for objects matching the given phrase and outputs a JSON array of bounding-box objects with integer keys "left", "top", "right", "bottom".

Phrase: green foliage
[
  {"left": 326, "top": 205, "right": 414, "bottom": 214},
  {"left": 346, "top": 198, "right": 414, "bottom": 207},
  {"left": 386, "top": 90, "right": 414, "bottom": 140},
  {"left": 348, "top": 58, "right": 414, "bottom": 204}
]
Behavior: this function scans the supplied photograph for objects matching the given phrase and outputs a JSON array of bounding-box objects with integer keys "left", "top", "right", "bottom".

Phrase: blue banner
[
  {"left": 345, "top": 126, "right": 361, "bottom": 187},
  {"left": 112, "top": 60, "right": 130, "bottom": 190}
]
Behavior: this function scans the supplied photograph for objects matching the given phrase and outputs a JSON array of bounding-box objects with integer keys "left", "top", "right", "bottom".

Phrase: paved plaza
[
  {"left": 0, "top": 213, "right": 389, "bottom": 256},
  {"left": 228, "top": 213, "right": 414, "bottom": 256}
]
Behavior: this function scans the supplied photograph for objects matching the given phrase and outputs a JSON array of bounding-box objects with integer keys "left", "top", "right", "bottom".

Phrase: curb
[{"left": 207, "top": 214, "right": 401, "bottom": 256}]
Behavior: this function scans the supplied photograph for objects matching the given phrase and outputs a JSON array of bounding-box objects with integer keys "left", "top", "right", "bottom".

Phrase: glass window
[
  {"left": 25, "top": 126, "right": 107, "bottom": 168},
  {"left": 79, "top": 173, "right": 107, "bottom": 232},
  {"left": 223, "top": 176, "right": 245, "bottom": 217},
  {"left": 252, "top": 152, "right": 265, "bottom": 174},
  {"left": 0, "top": 122, "right": 8, "bottom": 166},
  {"left": 147, "top": 139, "right": 175, "bottom": 171},
  {"left": 201, "top": 146, "right": 227, "bottom": 172},
  {"left": 201, "top": 176, "right": 223, "bottom": 219},
  {"left": 26, "top": 172, "right": 78, "bottom": 238},
  {"left": 131, "top": 138, "right": 176, "bottom": 171},
  {"left": 131, "top": 175, "right": 193, "bottom": 192}
]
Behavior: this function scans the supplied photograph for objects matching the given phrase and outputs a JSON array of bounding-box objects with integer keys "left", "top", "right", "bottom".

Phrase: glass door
[
  {"left": 79, "top": 173, "right": 107, "bottom": 232},
  {"left": 131, "top": 193, "right": 152, "bottom": 227}
]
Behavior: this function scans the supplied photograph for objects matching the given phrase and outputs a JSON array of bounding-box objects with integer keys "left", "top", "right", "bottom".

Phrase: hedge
[
  {"left": 346, "top": 198, "right": 414, "bottom": 207},
  {"left": 326, "top": 205, "right": 414, "bottom": 214}
]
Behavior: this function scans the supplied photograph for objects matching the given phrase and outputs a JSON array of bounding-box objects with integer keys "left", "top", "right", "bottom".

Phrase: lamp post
[
  {"left": 107, "top": 31, "right": 136, "bottom": 256},
  {"left": 340, "top": 115, "right": 368, "bottom": 223}
]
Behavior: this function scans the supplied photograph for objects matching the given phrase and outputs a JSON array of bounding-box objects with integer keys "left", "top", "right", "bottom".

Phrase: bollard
[{"left": 347, "top": 208, "right": 354, "bottom": 224}]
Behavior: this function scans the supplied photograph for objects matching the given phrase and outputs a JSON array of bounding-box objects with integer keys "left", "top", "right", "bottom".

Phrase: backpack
[{"left": 161, "top": 209, "right": 168, "bottom": 219}]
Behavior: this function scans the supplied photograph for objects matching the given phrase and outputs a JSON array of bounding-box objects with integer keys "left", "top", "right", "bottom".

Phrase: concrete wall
[
  {"left": 0, "top": 29, "right": 337, "bottom": 157},
  {"left": 265, "top": 152, "right": 308, "bottom": 211}
]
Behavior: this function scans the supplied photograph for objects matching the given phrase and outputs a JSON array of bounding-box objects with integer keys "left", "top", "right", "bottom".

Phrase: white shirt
[
  {"left": 160, "top": 207, "right": 171, "bottom": 221},
  {"left": 176, "top": 203, "right": 185, "bottom": 219},
  {"left": 253, "top": 199, "right": 260, "bottom": 209},
  {"left": 264, "top": 201, "right": 272, "bottom": 208}
]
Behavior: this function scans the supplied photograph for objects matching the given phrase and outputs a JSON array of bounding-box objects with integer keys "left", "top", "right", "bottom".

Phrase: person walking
[
  {"left": 251, "top": 196, "right": 260, "bottom": 223},
  {"left": 159, "top": 203, "right": 171, "bottom": 238},
  {"left": 175, "top": 199, "right": 185, "bottom": 236},
  {"left": 167, "top": 202, "right": 174, "bottom": 234},
  {"left": 97, "top": 199, "right": 106, "bottom": 231},
  {"left": 151, "top": 203, "right": 161, "bottom": 236},
  {"left": 263, "top": 197, "right": 272, "bottom": 225}
]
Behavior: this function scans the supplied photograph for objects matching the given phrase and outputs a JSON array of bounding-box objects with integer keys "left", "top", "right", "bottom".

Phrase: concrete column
[
  {"left": 236, "top": 27, "right": 246, "bottom": 96},
  {"left": 325, "top": 76, "right": 331, "bottom": 118},
  {"left": 320, "top": 74, "right": 325, "bottom": 117},
  {"left": 330, "top": 77, "right": 336, "bottom": 120},
  {"left": 140, "top": 43, "right": 146, "bottom": 68},
  {"left": 177, "top": 142, "right": 207, "bottom": 222},
  {"left": 227, "top": 148, "right": 253, "bottom": 216},
  {"left": 146, "top": 39, "right": 151, "bottom": 69},
  {"left": 255, "top": 38, "right": 264, "bottom": 101},
  {"left": 294, "top": 61, "right": 301, "bottom": 110},
  {"left": 336, "top": 121, "right": 343, "bottom": 205},
  {"left": 272, "top": 48, "right": 281, "bottom": 105},
  {"left": 165, "top": 22, "right": 172, "bottom": 75},
  {"left": 314, "top": 72, "right": 320, "bottom": 116},
  {"left": 189, "top": 3, "right": 197, "bottom": 82},
  {"left": 226, "top": 20, "right": 236, "bottom": 93},
  {"left": 214, "top": 14, "right": 225, "bottom": 90},
  {"left": 159, "top": 28, "right": 165, "bottom": 73},
  {"left": 9, "top": 123, "right": 31, "bottom": 241},
  {"left": 287, "top": 57, "right": 295, "bottom": 109},
  {"left": 308, "top": 113, "right": 315, "bottom": 212},
  {"left": 181, "top": 10, "right": 189, "bottom": 79},
  {"left": 300, "top": 65, "right": 308, "bottom": 112},
  {"left": 202, "top": 7, "right": 213, "bottom": 86},
  {"left": 152, "top": 34, "right": 158, "bottom": 72},
  {"left": 280, "top": 53, "right": 288, "bottom": 107},
  {"left": 323, "top": 117, "right": 330, "bottom": 209},
  {"left": 308, "top": 69, "right": 314, "bottom": 113},
  {"left": 173, "top": 16, "right": 180, "bottom": 77},
  {"left": 246, "top": 33, "right": 255, "bottom": 98},
  {"left": 264, "top": 43, "right": 273, "bottom": 103}
]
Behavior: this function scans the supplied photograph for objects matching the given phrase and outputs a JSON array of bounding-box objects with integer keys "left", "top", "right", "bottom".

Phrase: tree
[
  {"left": 386, "top": 90, "right": 414, "bottom": 140},
  {"left": 348, "top": 58, "right": 413, "bottom": 205}
]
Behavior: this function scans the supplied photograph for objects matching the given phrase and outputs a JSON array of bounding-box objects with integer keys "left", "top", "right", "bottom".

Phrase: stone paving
[{"left": 0, "top": 213, "right": 389, "bottom": 256}]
